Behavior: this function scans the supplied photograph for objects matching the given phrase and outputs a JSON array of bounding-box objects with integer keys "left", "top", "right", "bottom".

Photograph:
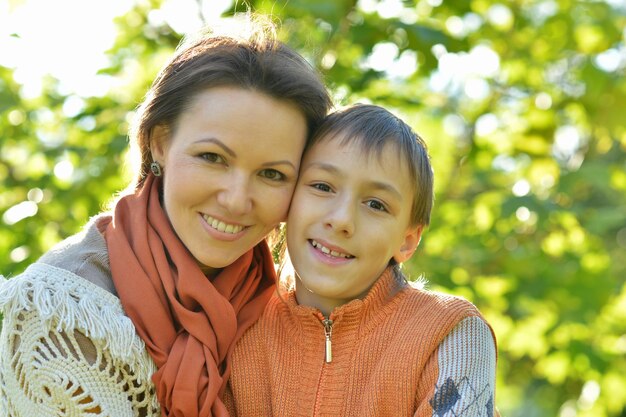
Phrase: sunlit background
[
  {"left": 0, "top": 0, "right": 235, "bottom": 97},
  {"left": 1, "top": 0, "right": 626, "bottom": 416}
]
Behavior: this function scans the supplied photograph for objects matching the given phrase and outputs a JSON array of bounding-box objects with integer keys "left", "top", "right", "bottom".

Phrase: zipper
[
  {"left": 322, "top": 318, "right": 333, "bottom": 363},
  {"left": 313, "top": 314, "right": 334, "bottom": 416}
]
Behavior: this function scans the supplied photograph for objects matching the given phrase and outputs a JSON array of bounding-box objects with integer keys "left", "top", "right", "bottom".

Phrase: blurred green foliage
[{"left": 1, "top": 0, "right": 625, "bottom": 416}]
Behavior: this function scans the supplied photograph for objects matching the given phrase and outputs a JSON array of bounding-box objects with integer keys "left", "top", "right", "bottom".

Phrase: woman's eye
[
  {"left": 366, "top": 199, "right": 388, "bottom": 212},
  {"left": 260, "top": 169, "right": 286, "bottom": 181},
  {"left": 311, "top": 183, "right": 332, "bottom": 192},
  {"left": 201, "top": 152, "right": 225, "bottom": 164}
]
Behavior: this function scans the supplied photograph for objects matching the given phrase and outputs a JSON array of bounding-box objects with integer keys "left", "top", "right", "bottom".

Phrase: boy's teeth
[
  {"left": 311, "top": 240, "right": 353, "bottom": 259},
  {"left": 203, "top": 215, "right": 244, "bottom": 234}
]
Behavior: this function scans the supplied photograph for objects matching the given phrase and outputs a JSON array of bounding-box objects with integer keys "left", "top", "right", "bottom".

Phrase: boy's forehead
[
  {"left": 305, "top": 135, "right": 410, "bottom": 178},
  {"left": 310, "top": 133, "right": 405, "bottom": 165}
]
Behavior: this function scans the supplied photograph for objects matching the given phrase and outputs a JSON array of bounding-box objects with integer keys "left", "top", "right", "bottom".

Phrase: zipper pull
[{"left": 322, "top": 318, "right": 333, "bottom": 363}]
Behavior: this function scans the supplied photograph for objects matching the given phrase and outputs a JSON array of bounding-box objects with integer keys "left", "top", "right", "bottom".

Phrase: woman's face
[{"left": 151, "top": 86, "right": 308, "bottom": 275}]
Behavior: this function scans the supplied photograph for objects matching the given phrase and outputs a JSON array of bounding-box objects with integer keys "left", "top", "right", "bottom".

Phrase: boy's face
[{"left": 287, "top": 137, "right": 423, "bottom": 312}]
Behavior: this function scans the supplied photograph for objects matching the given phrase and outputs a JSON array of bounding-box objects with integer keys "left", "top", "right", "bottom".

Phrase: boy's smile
[
  {"left": 287, "top": 137, "right": 422, "bottom": 315},
  {"left": 308, "top": 238, "right": 355, "bottom": 264}
]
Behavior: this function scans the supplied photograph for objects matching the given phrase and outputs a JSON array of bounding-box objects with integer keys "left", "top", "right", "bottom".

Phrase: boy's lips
[{"left": 309, "top": 239, "right": 354, "bottom": 259}]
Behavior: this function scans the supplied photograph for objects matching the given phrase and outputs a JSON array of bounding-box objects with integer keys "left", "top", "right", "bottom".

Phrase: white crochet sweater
[{"left": 0, "top": 217, "right": 160, "bottom": 417}]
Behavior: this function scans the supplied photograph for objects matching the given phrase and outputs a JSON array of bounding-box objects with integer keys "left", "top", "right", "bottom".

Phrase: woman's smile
[{"left": 201, "top": 213, "right": 247, "bottom": 234}]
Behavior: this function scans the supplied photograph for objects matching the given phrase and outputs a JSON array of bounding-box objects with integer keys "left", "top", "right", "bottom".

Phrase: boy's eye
[
  {"left": 259, "top": 169, "right": 286, "bottom": 182},
  {"left": 311, "top": 183, "right": 332, "bottom": 192},
  {"left": 201, "top": 152, "right": 225, "bottom": 164},
  {"left": 365, "top": 199, "right": 388, "bottom": 212}
]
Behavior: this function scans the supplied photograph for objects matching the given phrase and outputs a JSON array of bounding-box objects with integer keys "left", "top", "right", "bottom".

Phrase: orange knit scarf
[{"left": 104, "top": 174, "right": 276, "bottom": 417}]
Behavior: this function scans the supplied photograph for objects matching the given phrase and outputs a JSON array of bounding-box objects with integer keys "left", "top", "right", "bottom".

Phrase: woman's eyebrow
[
  {"left": 193, "top": 138, "right": 236, "bottom": 157},
  {"left": 261, "top": 161, "right": 297, "bottom": 170},
  {"left": 195, "top": 138, "right": 296, "bottom": 170}
]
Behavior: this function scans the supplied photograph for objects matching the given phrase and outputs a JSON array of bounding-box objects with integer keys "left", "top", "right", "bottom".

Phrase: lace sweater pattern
[{"left": 0, "top": 219, "right": 159, "bottom": 417}]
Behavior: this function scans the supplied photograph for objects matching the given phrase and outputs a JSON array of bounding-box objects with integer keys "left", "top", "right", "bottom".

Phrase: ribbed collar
[{"left": 281, "top": 267, "right": 410, "bottom": 334}]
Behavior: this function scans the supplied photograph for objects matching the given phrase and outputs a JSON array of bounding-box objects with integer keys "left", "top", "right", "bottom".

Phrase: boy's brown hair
[{"left": 307, "top": 104, "right": 434, "bottom": 227}]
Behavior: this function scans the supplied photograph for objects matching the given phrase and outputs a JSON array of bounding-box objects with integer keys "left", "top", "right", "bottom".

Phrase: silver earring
[{"left": 150, "top": 162, "right": 162, "bottom": 177}]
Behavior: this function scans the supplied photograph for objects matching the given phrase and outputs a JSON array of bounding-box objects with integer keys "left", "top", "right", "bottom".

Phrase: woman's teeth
[
  {"left": 311, "top": 240, "right": 353, "bottom": 259},
  {"left": 203, "top": 215, "right": 244, "bottom": 234}
]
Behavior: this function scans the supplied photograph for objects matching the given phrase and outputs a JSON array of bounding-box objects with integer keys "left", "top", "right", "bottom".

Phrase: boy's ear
[{"left": 393, "top": 225, "right": 424, "bottom": 264}]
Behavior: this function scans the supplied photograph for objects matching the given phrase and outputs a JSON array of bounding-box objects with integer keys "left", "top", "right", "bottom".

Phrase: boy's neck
[{"left": 294, "top": 274, "right": 371, "bottom": 317}]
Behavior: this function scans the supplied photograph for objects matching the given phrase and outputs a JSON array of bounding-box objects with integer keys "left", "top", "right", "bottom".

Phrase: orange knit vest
[{"left": 224, "top": 269, "right": 498, "bottom": 416}]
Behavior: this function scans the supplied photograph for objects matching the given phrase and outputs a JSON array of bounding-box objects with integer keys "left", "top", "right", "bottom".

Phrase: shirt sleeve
[{"left": 418, "top": 316, "right": 498, "bottom": 417}]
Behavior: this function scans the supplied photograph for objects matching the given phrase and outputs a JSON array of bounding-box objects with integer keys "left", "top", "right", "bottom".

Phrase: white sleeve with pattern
[
  {"left": 429, "top": 316, "right": 497, "bottom": 417},
  {"left": 0, "top": 263, "right": 159, "bottom": 417}
]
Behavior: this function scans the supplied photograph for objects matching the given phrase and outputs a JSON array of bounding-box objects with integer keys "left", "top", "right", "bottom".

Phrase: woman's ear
[
  {"left": 393, "top": 225, "right": 424, "bottom": 264},
  {"left": 150, "top": 125, "right": 169, "bottom": 163}
]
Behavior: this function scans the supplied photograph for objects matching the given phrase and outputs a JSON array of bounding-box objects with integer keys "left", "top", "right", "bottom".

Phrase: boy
[{"left": 225, "top": 104, "right": 498, "bottom": 416}]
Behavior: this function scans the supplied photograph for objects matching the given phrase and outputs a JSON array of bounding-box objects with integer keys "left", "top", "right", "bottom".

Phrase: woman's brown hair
[{"left": 129, "top": 15, "right": 332, "bottom": 189}]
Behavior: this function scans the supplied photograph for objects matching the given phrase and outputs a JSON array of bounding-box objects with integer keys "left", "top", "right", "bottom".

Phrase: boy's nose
[
  {"left": 216, "top": 173, "right": 253, "bottom": 216},
  {"left": 325, "top": 200, "right": 355, "bottom": 237}
]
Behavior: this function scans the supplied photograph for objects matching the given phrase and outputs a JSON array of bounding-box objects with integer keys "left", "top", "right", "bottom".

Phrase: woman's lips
[{"left": 200, "top": 213, "right": 248, "bottom": 241}]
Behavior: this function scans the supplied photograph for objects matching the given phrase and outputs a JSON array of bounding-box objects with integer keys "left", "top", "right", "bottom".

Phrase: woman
[{"left": 0, "top": 17, "right": 331, "bottom": 417}]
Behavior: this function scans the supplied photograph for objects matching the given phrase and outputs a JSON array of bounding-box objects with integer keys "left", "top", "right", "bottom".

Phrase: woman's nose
[{"left": 216, "top": 172, "right": 253, "bottom": 216}]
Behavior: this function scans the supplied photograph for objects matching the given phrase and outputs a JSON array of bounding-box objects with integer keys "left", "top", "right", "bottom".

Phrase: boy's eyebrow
[
  {"left": 306, "top": 162, "right": 403, "bottom": 200},
  {"left": 366, "top": 180, "right": 403, "bottom": 200},
  {"left": 305, "top": 162, "right": 340, "bottom": 174}
]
